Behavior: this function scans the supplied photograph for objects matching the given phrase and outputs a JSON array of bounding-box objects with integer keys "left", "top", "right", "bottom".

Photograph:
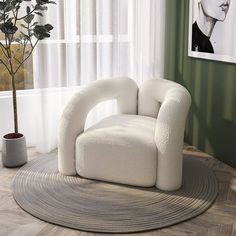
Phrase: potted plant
[{"left": 0, "top": 0, "right": 55, "bottom": 167}]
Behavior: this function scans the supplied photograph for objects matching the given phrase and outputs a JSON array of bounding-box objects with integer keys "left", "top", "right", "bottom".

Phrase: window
[
  {"left": 0, "top": 0, "right": 130, "bottom": 91},
  {"left": 0, "top": 33, "right": 33, "bottom": 92}
]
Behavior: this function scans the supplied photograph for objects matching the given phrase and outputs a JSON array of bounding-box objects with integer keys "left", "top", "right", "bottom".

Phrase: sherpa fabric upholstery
[
  {"left": 58, "top": 77, "right": 191, "bottom": 191},
  {"left": 58, "top": 78, "right": 138, "bottom": 176},
  {"left": 139, "top": 79, "right": 192, "bottom": 190},
  {"left": 76, "top": 114, "right": 157, "bottom": 187}
]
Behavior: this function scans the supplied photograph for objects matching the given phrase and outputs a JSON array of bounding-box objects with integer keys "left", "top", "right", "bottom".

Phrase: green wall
[{"left": 164, "top": 1, "right": 236, "bottom": 168}]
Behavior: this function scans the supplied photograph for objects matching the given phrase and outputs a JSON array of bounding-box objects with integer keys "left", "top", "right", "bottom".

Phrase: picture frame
[{"left": 188, "top": 0, "right": 236, "bottom": 64}]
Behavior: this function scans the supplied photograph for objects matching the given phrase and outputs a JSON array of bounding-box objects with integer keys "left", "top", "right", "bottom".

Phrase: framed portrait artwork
[{"left": 188, "top": 0, "right": 236, "bottom": 63}]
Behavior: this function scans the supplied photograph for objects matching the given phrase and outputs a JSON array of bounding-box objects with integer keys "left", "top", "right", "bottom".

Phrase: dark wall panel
[{"left": 164, "top": 0, "right": 236, "bottom": 168}]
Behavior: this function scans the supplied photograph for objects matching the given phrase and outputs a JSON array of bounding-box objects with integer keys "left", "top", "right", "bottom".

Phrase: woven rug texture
[{"left": 13, "top": 154, "right": 218, "bottom": 233}]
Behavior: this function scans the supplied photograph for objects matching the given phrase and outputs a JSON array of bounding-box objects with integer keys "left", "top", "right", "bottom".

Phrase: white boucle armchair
[{"left": 58, "top": 78, "right": 191, "bottom": 191}]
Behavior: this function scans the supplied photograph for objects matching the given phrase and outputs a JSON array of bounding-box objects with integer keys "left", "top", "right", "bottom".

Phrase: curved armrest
[
  {"left": 139, "top": 79, "right": 191, "bottom": 191},
  {"left": 58, "top": 77, "right": 138, "bottom": 175},
  {"left": 155, "top": 86, "right": 191, "bottom": 190}
]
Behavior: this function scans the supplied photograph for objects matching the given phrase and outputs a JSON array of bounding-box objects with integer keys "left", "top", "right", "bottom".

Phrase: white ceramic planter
[{"left": 2, "top": 133, "right": 28, "bottom": 167}]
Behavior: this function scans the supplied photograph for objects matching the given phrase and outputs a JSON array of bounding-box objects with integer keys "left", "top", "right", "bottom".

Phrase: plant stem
[
  {"left": 7, "top": 35, "right": 18, "bottom": 134},
  {"left": 14, "top": 39, "right": 39, "bottom": 75},
  {"left": 11, "top": 73, "right": 18, "bottom": 134},
  {"left": 0, "top": 59, "right": 11, "bottom": 74},
  {"left": 0, "top": 43, "right": 8, "bottom": 59}
]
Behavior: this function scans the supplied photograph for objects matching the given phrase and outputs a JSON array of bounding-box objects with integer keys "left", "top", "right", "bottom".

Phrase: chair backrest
[{"left": 89, "top": 77, "right": 138, "bottom": 115}]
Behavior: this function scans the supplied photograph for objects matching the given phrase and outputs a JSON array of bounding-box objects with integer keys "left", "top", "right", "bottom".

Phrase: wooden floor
[{"left": 0, "top": 146, "right": 236, "bottom": 236}]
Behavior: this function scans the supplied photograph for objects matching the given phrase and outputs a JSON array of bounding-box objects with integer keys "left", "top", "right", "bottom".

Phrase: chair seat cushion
[{"left": 75, "top": 114, "right": 157, "bottom": 187}]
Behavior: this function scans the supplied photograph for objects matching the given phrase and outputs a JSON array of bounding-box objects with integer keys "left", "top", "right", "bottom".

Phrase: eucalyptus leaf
[
  {"left": 36, "top": 0, "right": 54, "bottom": 5},
  {"left": 34, "top": 11, "right": 43, "bottom": 16},
  {"left": 20, "top": 31, "right": 30, "bottom": 39},
  {"left": 33, "top": 24, "right": 53, "bottom": 40},
  {"left": 0, "top": 2, "right": 7, "bottom": 11},
  {"left": 4, "top": 5, "right": 16, "bottom": 12},
  {"left": 14, "top": 39, "right": 23, "bottom": 45},
  {"left": 7, "top": 17, "right": 14, "bottom": 22},
  {"left": 11, "top": 0, "right": 18, "bottom": 6},
  {"left": 1, "top": 22, "right": 18, "bottom": 34},
  {"left": 45, "top": 24, "right": 53, "bottom": 31},
  {"left": 20, "top": 23, "right": 28, "bottom": 29},
  {"left": 23, "top": 14, "right": 34, "bottom": 24},
  {"left": 26, "top": 6, "right": 30, "bottom": 14},
  {"left": 31, "top": 21, "right": 39, "bottom": 27},
  {"left": 35, "top": 4, "right": 47, "bottom": 11}
]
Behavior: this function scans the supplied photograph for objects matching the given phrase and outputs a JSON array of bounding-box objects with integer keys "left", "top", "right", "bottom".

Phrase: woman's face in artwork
[{"left": 201, "top": 0, "right": 231, "bottom": 21}]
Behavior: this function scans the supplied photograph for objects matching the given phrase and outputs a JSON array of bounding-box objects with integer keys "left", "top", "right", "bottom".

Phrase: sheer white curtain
[{"left": 0, "top": 0, "right": 166, "bottom": 152}]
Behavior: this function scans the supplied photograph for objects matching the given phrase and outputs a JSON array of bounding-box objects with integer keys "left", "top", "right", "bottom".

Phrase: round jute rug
[{"left": 12, "top": 154, "right": 218, "bottom": 233}]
